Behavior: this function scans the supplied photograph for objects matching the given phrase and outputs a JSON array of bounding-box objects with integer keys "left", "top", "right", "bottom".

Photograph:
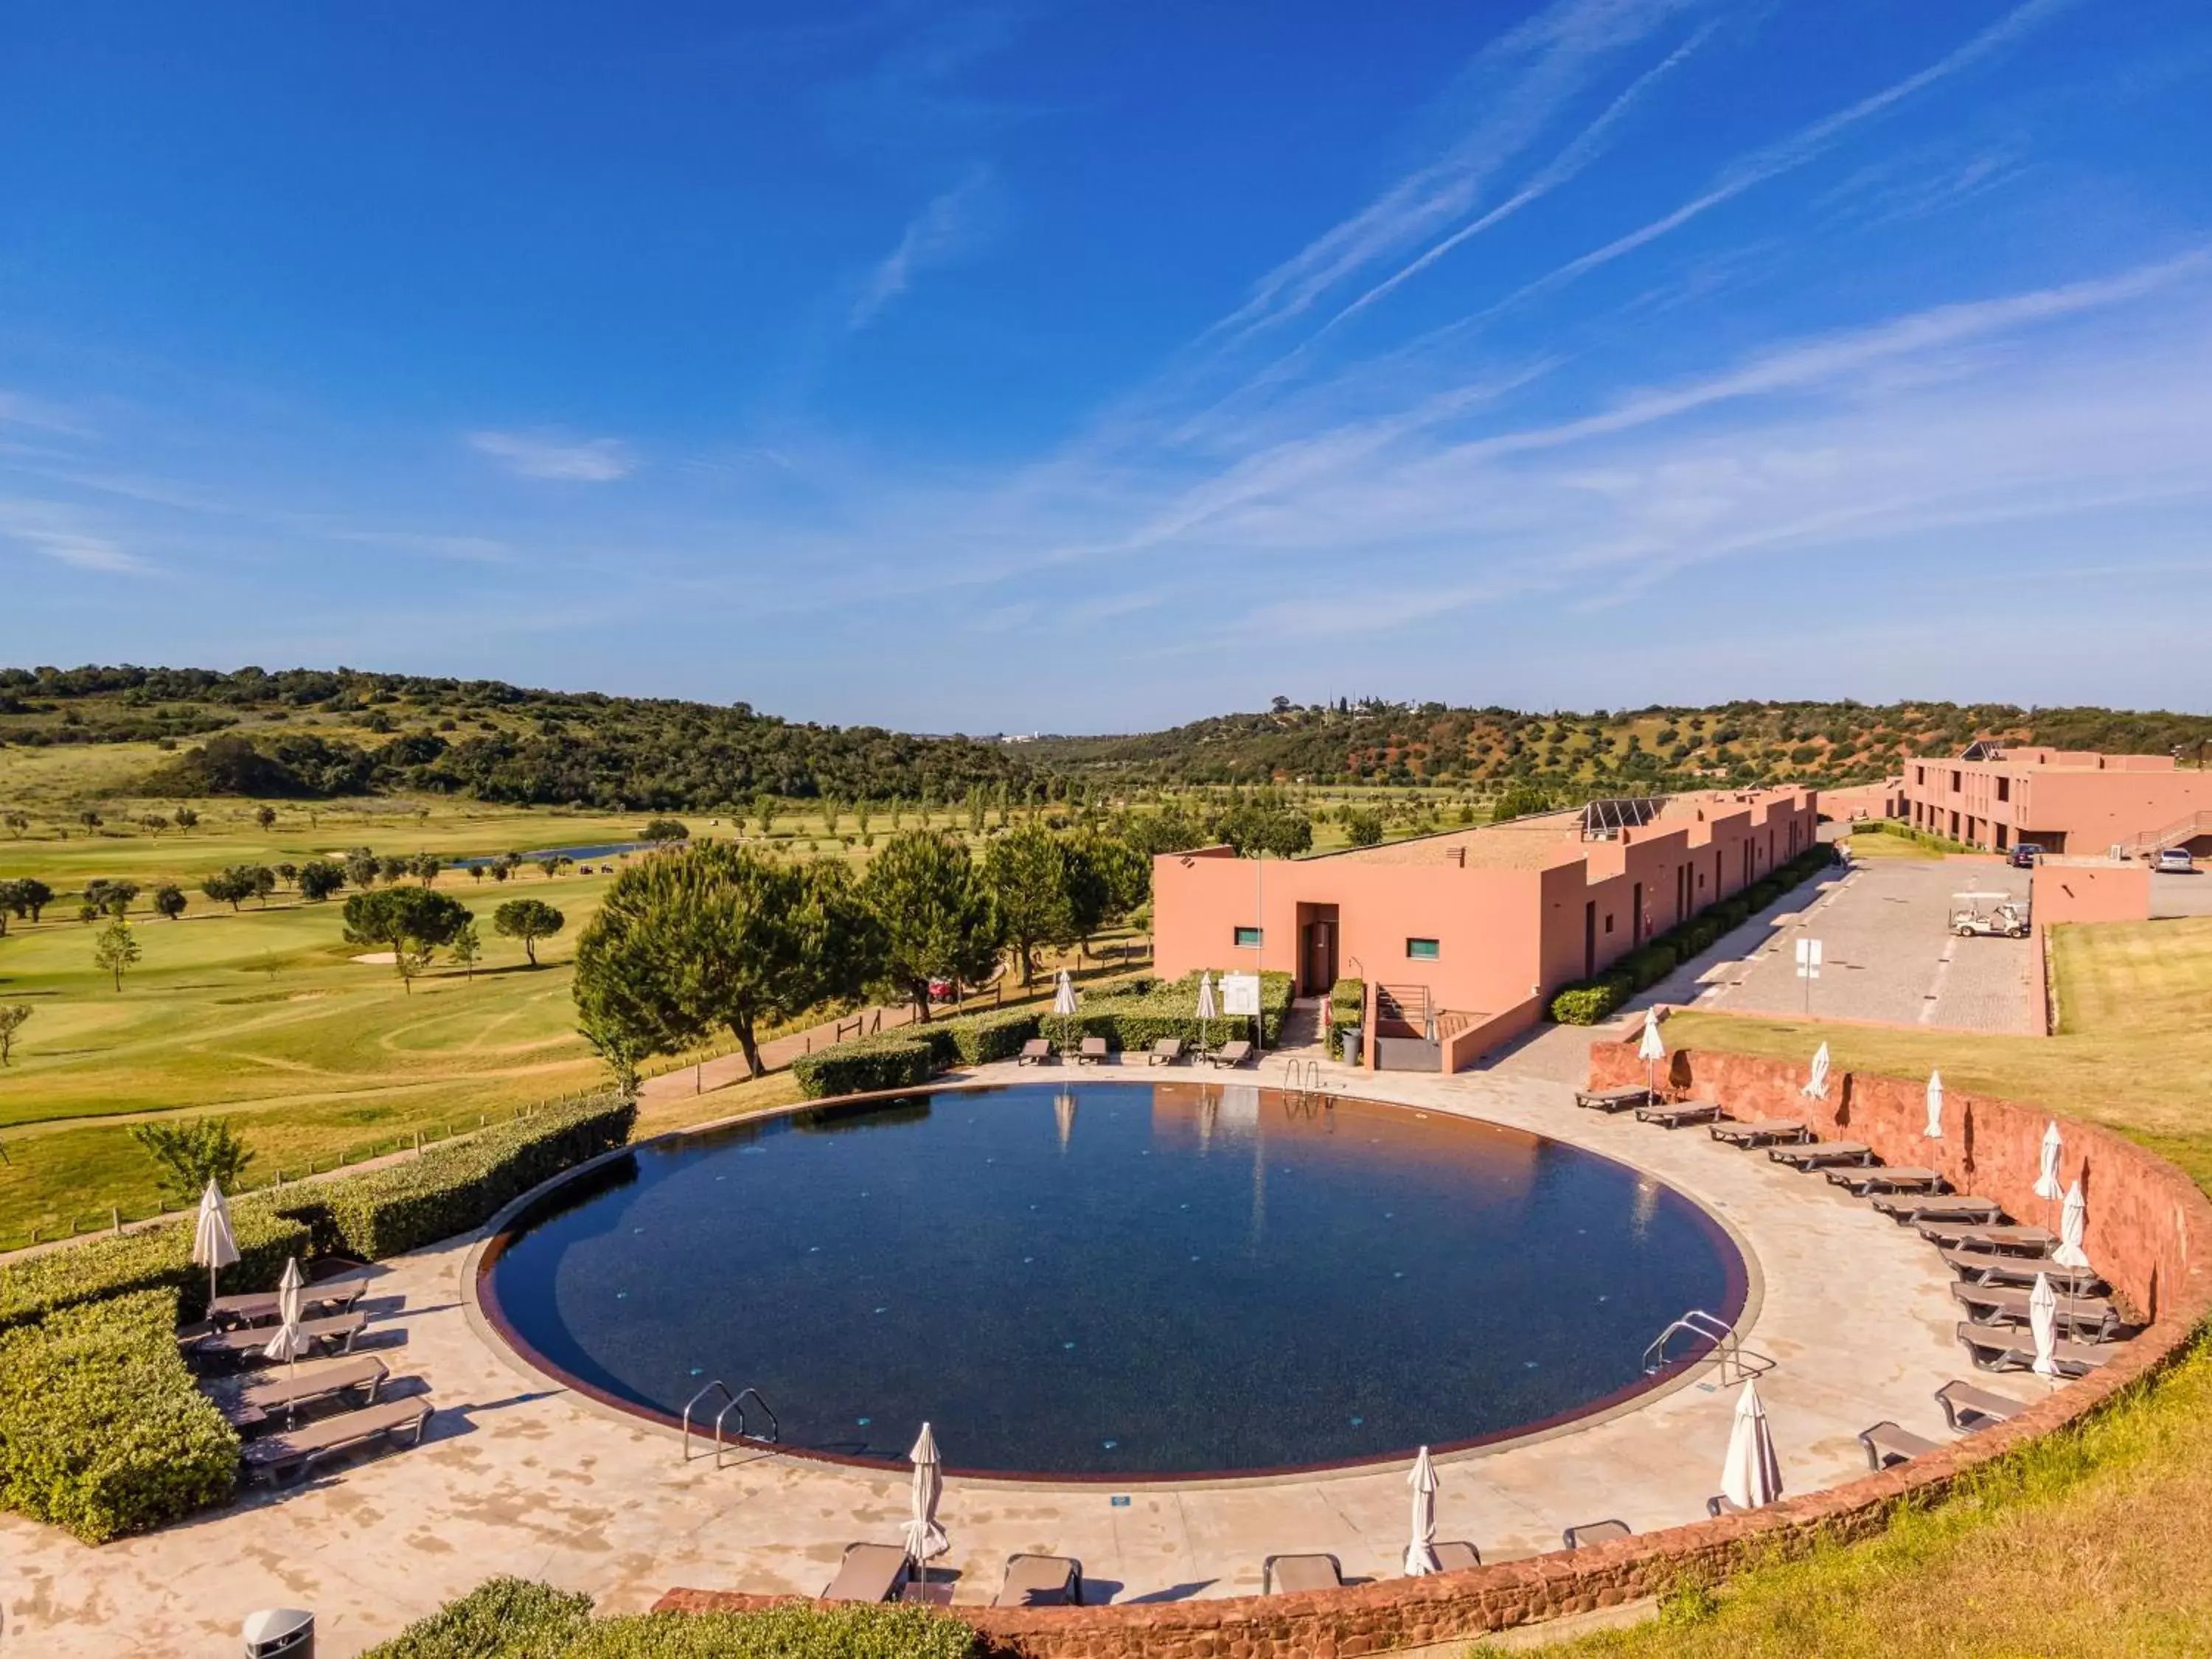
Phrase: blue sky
[{"left": 3, "top": 1, "right": 2209, "bottom": 732}]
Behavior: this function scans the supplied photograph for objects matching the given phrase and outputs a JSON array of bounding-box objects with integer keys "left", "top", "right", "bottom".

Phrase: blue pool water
[
  {"left": 450, "top": 839, "right": 655, "bottom": 869},
  {"left": 481, "top": 1084, "right": 1744, "bottom": 1478}
]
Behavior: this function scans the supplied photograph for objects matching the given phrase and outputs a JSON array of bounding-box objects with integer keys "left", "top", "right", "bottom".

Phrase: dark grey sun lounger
[
  {"left": 1576, "top": 1085, "right": 1655, "bottom": 1113},
  {"left": 1829, "top": 1166, "right": 1947, "bottom": 1197},
  {"left": 821, "top": 1543, "right": 911, "bottom": 1602},
  {"left": 240, "top": 1395, "right": 432, "bottom": 1483},
  {"left": 1263, "top": 1553, "right": 1343, "bottom": 1593},
  {"left": 1874, "top": 1194, "right": 2004, "bottom": 1225},
  {"left": 1767, "top": 1141, "right": 1872, "bottom": 1169},
  {"left": 1951, "top": 1281, "right": 2121, "bottom": 1340},
  {"left": 211, "top": 1353, "right": 389, "bottom": 1430},
  {"left": 1077, "top": 1036, "right": 1109, "bottom": 1065},
  {"left": 1207, "top": 1040, "right": 1253, "bottom": 1068},
  {"left": 1563, "top": 1520, "right": 1632, "bottom": 1549},
  {"left": 1916, "top": 1221, "right": 2053, "bottom": 1254},
  {"left": 1431, "top": 1541, "right": 1481, "bottom": 1571},
  {"left": 1858, "top": 1420, "right": 1941, "bottom": 1470},
  {"left": 1148, "top": 1037, "right": 1186, "bottom": 1065},
  {"left": 195, "top": 1311, "right": 366, "bottom": 1365},
  {"left": 1938, "top": 1245, "right": 2104, "bottom": 1295},
  {"left": 994, "top": 1554, "right": 1083, "bottom": 1607},
  {"left": 1936, "top": 1379, "right": 2030, "bottom": 1431},
  {"left": 1636, "top": 1099, "right": 1724, "bottom": 1130},
  {"left": 1709, "top": 1118, "right": 1809, "bottom": 1147},
  {"left": 1956, "top": 1321, "right": 2111, "bottom": 1377},
  {"left": 1017, "top": 1038, "right": 1054, "bottom": 1065},
  {"left": 208, "top": 1270, "right": 372, "bottom": 1329}
]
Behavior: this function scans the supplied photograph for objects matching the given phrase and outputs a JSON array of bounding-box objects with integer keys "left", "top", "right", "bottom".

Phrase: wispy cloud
[
  {"left": 851, "top": 170, "right": 993, "bottom": 330},
  {"left": 467, "top": 430, "right": 636, "bottom": 482},
  {"left": 0, "top": 499, "right": 152, "bottom": 574}
]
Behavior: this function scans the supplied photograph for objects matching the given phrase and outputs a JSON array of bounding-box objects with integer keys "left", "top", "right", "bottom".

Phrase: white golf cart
[{"left": 1951, "top": 890, "right": 2031, "bottom": 938}]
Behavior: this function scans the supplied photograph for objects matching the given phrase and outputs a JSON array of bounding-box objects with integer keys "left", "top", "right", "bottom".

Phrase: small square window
[
  {"left": 1406, "top": 937, "right": 1440, "bottom": 961},
  {"left": 1234, "top": 926, "right": 1262, "bottom": 949},
  {"left": 1604, "top": 914, "right": 1615, "bottom": 933}
]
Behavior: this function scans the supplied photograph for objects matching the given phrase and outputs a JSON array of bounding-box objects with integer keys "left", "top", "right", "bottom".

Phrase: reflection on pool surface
[{"left": 481, "top": 1083, "right": 1745, "bottom": 1478}]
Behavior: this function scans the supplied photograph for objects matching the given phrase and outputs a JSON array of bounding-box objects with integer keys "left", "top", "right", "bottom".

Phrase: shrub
[
  {"left": 0, "top": 1290, "right": 239, "bottom": 1543},
  {"left": 934, "top": 1007, "right": 1039, "bottom": 1065},
  {"left": 282, "top": 1095, "right": 635, "bottom": 1260},
  {"left": 1040, "top": 970, "right": 1293, "bottom": 1053},
  {"left": 790, "top": 1032, "right": 937, "bottom": 1099},
  {"left": 1624, "top": 942, "right": 1678, "bottom": 991},
  {"left": 1549, "top": 978, "right": 1626, "bottom": 1025},
  {"left": 358, "top": 1579, "right": 979, "bottom": 1659},
  {"left": 0, "top": 1203, "right": 309, "bottom": 1332}
]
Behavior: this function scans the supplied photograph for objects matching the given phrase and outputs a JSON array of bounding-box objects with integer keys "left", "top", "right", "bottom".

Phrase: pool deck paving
[{"left": 1, "top": 1061, "right": 2042, "bottom": 1658}]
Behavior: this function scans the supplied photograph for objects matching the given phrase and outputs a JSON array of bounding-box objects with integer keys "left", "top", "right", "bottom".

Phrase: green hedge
[
  {"left": 936, "top": 1006, "right": 1040, "bottom": 1065},
  {"left": 359, "top": 1578, "right": 978, "bottom": 1659},
  {"left": 0, "top": 1203, "right": 310, "bottom": 1333},
  {"left": 1326, "top": 976, "right": 1364, "bottom": 1039},
  {"left": 790, "top": 1032, "right": 939, "bottom": 1099},
  {"left": 1547, "top": 846, "right": 1834, "bottom": 1024},
  {"left": 279, "top": 1095, "right": 636, "bottom": 1260},
  {"left": 0, "top": 1290, "right": 240, "bottom": 1543},
  {"left": 1040, "top": 969, "right": 1293, "bottom": 1054}
]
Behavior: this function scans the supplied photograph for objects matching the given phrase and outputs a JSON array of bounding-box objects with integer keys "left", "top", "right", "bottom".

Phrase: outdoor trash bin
[
  {"left": 243, "top": 1607, "right": 313, "bottom": 1658},
  {"left": 1340, "top": 1025, "right": 1363, "bottom": 1063}
]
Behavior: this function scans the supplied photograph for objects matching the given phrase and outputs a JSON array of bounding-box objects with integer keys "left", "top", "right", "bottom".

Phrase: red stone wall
[{"left": 658, "top": 1043, "right": 2212, "bottom": 1656}]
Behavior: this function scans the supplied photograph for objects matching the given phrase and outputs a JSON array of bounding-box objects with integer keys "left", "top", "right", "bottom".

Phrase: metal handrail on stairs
[
  {"left": 681, "top": 1380, "right": 781, "bottom": 1467},
  {"left": 1642, "top": 1310, "right": 1770, "bottom": 1385}
]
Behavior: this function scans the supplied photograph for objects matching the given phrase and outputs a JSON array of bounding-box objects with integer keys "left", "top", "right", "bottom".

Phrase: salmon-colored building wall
[
  {"left": 1151, "top": 790, "right": 1818, "bottom": 1068},
  {"left": 1903, "top": 751, "right": 2212, "bottom": 855},
  {"left": 2029, "top": 863, "right": 2152, "bottom": 927}
]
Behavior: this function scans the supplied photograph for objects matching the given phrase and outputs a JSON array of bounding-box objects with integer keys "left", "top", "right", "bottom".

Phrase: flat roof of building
[{"left": 1318, "top": 787, "right": 1806, "bottom": 869}]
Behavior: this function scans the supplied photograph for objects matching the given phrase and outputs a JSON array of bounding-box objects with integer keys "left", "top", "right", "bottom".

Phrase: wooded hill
[{"left": 4, "top": 667, "right": 2207, "bottom": 808}]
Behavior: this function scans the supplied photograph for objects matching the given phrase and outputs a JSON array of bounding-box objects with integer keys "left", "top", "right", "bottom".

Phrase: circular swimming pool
[{"left": 479, "top": 1082, "right": 1746, "bottom": 1479}]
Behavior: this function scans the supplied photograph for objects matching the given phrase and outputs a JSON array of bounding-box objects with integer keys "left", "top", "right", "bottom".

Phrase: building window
[
  {"left": 1604, "top": 913, "right": 1615, "bottom": 933},
  {"left": 1997, "top": 776, "right": 2010, "bottom": 802},
  {"left": 1406, "top": 937, "right": 1440, "bottom": 961},
  {"left": 1951, "top": 771, "right": 1962, "bottom": 792},
  {"left": 1233, "top": 926, "right": 1262, "bottom": 949},
  {"left": 1916, "top": 766, "right": 1926, "bottom": 785}
]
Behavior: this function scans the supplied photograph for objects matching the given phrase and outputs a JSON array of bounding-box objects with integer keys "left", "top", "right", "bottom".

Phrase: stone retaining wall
[{"left": 658, "top": 1042, "right": 2212, "bottom": 1657}]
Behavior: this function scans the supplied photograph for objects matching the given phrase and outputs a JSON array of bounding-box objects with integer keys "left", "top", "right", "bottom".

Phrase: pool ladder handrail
[
  {"left": 1642, "top": 1310, "right": 1769, "bottom": 1384},
  {"left": 680, "top": 1380, "right": 781, "bottom": 1466}
]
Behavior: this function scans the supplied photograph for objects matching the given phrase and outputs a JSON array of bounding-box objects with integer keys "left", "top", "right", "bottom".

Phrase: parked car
[
  {"left": 2153, "top": 847, "right": 2197, "bottom": 873},
  {"left": 2009, "top": 843, "right": 2044, "bottom": 869}
]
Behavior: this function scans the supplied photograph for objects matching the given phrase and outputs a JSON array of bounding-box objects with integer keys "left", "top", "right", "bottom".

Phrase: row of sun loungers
[
  {"left": 822, "top": 1544, "right": 1083, "bottom": 1607},
  {"left": 1015, "top": 1037, "right": 1252, "bottom": 1068}
]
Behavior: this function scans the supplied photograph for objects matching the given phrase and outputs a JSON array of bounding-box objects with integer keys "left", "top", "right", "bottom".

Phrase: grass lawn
[
  {"left": 1525, "top": 915, "right": 2212, "bottom": 1656},
  {"left": 1840, "top": 827, "right": 1944, "bottom": 860}
]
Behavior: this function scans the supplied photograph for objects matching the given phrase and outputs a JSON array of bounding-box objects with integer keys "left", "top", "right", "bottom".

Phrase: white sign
[
  {"left": 1220, "top": 972, "right": 1263, "bottom": 1016},
  {"left": 1794, "top": 938, "right": 1823, "bottom": 979}
]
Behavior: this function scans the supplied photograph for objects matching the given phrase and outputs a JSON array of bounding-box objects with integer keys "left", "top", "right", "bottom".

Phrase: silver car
[{"left": 2154, "top": 847, "right": 2197, "bottom": 873}]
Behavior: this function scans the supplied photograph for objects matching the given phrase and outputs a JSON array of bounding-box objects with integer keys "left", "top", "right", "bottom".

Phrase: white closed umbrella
[
  {"left": 1923, "top": 1070, "right": 1944, "bottom": 1140},
  {"left": 1719, "top": 1380, "right": 1782, "bottom": 1511},
  {"left": 1402, "top": 1445, "right": 1441, "bottom": 1575},
  {"left": 2052, "top": 1179, "right": 2090, "bottom": 1269},
  {"left": 2029, "top": 1273, "right": 2061, "bottom": 1378},
  {"left": 1197, "top": 970, "right": 1217, "bottom": 1049},
  {"left": 261, "top": 1256, "right": 310, "bottom": 1369},
  {"left": 192, "top": 1178, "right": 241, "bottom": 1311},
  {"left": 1801, "top": 1042, "right": 1830, "bottom": 1101},
  {"left": 1638, "top": 1007, "right": 1666, "bottom": 1098},
  {"left": 1051, "top": 970, "right": 1077, "bottom": 1018},
  {"left": 902, "top": 1422, "right": 950, "bottom": 1585},
  {"left": 2034, "top": 1121, "right": 2065, "bottom": 1200}
]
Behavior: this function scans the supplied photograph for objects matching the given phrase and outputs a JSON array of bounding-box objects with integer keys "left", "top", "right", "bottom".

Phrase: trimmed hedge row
[
  {"left": 1326, "top": 976, "right": 1365, "bottom": 1043},
  {"left": 0, "top": 1203, "right": 310, "bottom": 1333},
  {"left": 278, "top": 1095, "right": 637, "bottom": 1261},
  {"left": 1039, "top": 969, "right": 1293, "bottom": 1053},
  {"left": 1548, "top": 847, "right": 1834, "bottom": 1026},
  {"left": 0, "top": 1290, "right": 240, "bottom": 1543},
  {"left": 359, "top": 1577, "right": 978, "bottom": 1659}
]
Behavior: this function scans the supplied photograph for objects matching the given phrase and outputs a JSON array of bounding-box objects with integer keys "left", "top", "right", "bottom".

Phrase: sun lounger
[
  {"left": 1575, "top": 1085, "right": 1654, "bottom": 1113},
  {"left": 1636, "top": 1099, "right": 1724, "bottom": 1130},
  {"left": 1708, "top": 1118, "right": 1809, "bottom": 1147},
  {"left": 1955, "top": 1321, "right": 2110, "bottom": 1377},
  {"left": 1207, "top": 1040, "right": 1253, "bottom": 1069},
  {"left": 1263, "top": 1553, "right": 1343, "bottom": 1593},
  {"left": 210, "top": 1353, "right": 389, "bottom": 1430},
  {"left": 1938, "top": 1246, "right": 2104, "bottom": 1295},
  {"left": 1950, "top": 1281, "right": 2121, "bottom": 1340},
  {"left": 1916, "top": 1221, "right": 2053, "bottom": 1254},
  {"left": 194, "top": 1311, "right": 365, "bottom": 1366},
  {"left": 993, "top": 1553, "right": 1082, "bottom": 1607},
  {"left": 240, "top": 1395, "right": 431, "bottom": 1483},
  {"left": 1829, "top": 1166, "right": 1947, "bottom": 1197},
  {"left": 1767, "top": 1141, "right": 1872, "bottom": 1169},
  {"left": 1936, "top": 1378, "right": 2029, "bottom": 1431},
  {"left": 208, "top": 1270, "right": 372, "bottom": 1329},
  {"left": 821, "top": 1543, "right": 911, "bottom": 1603},
  {"left": 1076, "top": 1036, "right": 1109, "bottom": 1065},
  {"left": 1148, "top": 1037, "right": 1186, "bottom": 1065},
  {"left": 1873, "top": 1194, "right": 2004, "bottom": 1225},
  {"left": 1705, "top": 1495, "right": 1743, "bottom": 1518},
  {"left": 1431, "top": 1541, "right": 1481, "bottom": 1571},
  {"left": 1563, "top": 1520, "right": 1632, "bottom": 1549},
  {"left": 1017, "top": 1038, "right": 1054, "bottom": 1065},
  {"left": 1858, "top": 1420, "right": 1941, "bottom": 1470}
]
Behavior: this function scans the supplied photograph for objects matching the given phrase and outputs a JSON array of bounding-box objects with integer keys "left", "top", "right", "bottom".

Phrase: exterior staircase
[{"left": 2122, "top": 809, "right": 2212, "bottom": 859}]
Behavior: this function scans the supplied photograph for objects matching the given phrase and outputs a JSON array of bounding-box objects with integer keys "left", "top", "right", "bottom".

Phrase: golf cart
[{"left": 1952, "top": 891, "right": 2031, "bottom": 938}]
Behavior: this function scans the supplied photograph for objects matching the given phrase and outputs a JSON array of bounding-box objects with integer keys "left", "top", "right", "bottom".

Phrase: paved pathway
[{"left": 1, "top": 1062, "right": 2010, "bottom": 1658}]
